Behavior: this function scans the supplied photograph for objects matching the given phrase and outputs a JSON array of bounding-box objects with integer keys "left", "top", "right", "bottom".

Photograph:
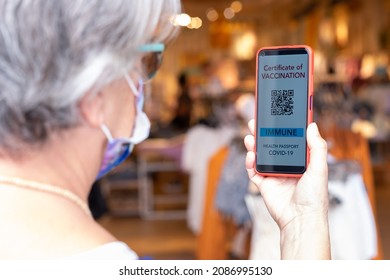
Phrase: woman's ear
[{"left": 78, "top": 91, "right": 104, "bottom": 128}]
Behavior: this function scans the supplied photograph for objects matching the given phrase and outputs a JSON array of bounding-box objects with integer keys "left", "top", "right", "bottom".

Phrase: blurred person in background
[{"left": 170, "top": 72, "right": 193, "bottom": 133}]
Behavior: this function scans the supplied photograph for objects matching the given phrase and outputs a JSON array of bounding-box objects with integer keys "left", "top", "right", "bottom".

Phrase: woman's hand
[{"left": 244, "top": 120, "right": 330, "bottom": 259}]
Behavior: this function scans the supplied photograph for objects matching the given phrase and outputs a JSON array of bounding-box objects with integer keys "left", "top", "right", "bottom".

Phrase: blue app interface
[{"left": 256, "top": 52, "right": 309, "bottom": 167}]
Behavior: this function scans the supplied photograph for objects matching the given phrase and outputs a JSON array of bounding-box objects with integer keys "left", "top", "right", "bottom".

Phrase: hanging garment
[
  {"left": 182, "top": 124, "right": 235, "bottom": 234},
  {"left": 197, "top": 147, "right": 230, "bottom": 260},
  {"left": 328, "top": 163, "right": 377, "bottom": 260},
  {"left": 214, "top": 141, "right": 251, "bottom": 227}
]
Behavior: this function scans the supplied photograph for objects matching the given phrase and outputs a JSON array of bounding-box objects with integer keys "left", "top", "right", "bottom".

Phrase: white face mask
[{"left": 96, "top": 74, "right": 150, "bottom": 179}]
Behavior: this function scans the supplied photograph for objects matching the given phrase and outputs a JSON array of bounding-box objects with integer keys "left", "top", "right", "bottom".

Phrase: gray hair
[{"left": 0, "top": 0, "right": 180, "bottom": 152}]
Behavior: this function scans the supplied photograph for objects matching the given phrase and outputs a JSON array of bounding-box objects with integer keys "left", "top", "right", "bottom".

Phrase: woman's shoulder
[{"left": 67, "top": 241, "right": 138, "bottom": 260}]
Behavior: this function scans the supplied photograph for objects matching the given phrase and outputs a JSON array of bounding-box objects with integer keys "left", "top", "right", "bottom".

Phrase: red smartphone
[{"left": 254, "top": 45, "right": 314, "bottom": 177}]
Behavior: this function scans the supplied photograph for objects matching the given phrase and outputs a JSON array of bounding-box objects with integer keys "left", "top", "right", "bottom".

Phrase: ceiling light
[
  {"left": 206, "top": 8, "right": 219, "bottom": 22},
  {"left": 188, "top": 17, "right": 203, "bottom": 29},
  {"left": 224, "top": 7, "right": 235, "bottom": 20},
  {"left": 231, "top": 1, "right": 243, "bottom": 13}
]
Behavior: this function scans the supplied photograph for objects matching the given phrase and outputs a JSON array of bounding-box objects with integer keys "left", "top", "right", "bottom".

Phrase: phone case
[{"left": 254, "top": 45, "right": 314, "bottom": 177}]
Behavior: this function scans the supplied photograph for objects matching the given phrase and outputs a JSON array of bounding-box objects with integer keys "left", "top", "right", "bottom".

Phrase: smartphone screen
[{"left": 255, "top": 46, "right": 312, "bottom": 175}]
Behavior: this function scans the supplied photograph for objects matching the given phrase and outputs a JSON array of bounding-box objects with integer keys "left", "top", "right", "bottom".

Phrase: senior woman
[
  {"left": 0, "top": 0, "right": 180, "bottom": 259},
  {"left": 0, "top": 0, "right": 330, "bottom": 260}
]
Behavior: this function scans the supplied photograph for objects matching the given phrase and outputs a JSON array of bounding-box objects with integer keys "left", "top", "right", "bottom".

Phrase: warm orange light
[
  {"left": 231, "top": 1, "right": 243, "bottom": 13},
  {"left": 206, "top": 8, "right": 219, "bottom": 22},
  {"left": 188, "top": 17, "right": 203, "bottom": 29},
  {"left": 224, "top": 7, "right": 235, "bottom": 20}
]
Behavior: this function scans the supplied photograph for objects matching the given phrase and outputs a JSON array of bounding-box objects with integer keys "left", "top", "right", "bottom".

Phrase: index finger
[{"left": 248, "top": 119, "right": 255, "bottom": 135}]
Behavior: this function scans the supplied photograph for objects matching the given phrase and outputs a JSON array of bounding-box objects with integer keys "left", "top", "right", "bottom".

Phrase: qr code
[{"left": 271, "top": 90, "right": 294, "bottom": 115}]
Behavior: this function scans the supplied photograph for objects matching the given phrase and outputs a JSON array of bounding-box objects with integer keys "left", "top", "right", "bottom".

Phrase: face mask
[{"left": 96, "top": 75, "right": 151, "bottom": 179}]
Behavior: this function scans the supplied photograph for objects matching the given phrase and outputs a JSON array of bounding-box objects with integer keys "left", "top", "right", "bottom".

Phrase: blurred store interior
[{"left": 93, "top": 0, "right": 390, "bottom": 259}]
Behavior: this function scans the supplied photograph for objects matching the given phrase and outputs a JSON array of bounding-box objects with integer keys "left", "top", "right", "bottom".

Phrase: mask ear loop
[
  {"left": 100, "top": 124, "right": 114, "bottom": 143},
  {"left": 123, "top": 71, "right": 146, "bottom": 109},
  {"left": 122, "top": 71, "right": 151, "bottom": 144},
  {"left": 123, "top": 71, "right": 141, "bottom": 98}
]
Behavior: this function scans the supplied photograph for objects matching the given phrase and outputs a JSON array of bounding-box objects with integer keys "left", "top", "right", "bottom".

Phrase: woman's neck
[{"left": 0, "top": 125, "right": 104, "bottom": 201}]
